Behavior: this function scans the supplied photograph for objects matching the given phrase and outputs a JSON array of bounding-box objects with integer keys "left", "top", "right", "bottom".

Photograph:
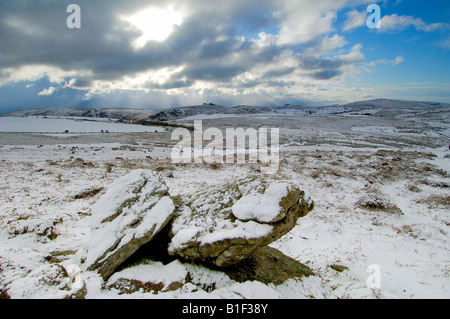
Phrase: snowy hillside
[
  {"left": 3, "top": 99, "right": 448, "bottom": 124},
  {"left": 148, "top": 99, "right": 450, "bottom": 122},
  {"left": 0, "top": 99, "right": 449, "bottom": 299},
  {"left": 0, "top": 116, "right": 166, "bottom": 133},
  {"left": 2, "top": 107, "right": 156, "bottom": 122}
]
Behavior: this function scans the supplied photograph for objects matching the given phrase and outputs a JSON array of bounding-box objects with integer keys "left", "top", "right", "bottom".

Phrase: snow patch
[
  {"left": 107, "top": 260, "right": 188, "bottom": 287},
  {"left": 232, "top": 182, "right": 290, "bottom": 223}
]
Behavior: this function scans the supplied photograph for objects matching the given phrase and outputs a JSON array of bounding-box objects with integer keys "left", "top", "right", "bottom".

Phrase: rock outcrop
[
  {"left": 223, "top": 246, "right": 314, "bottom": 284},
  {"left": 168, "top": 177, "right": 314, "bottom": 267},
  {"left": 85, "top": 170, "right": 175, "bottom": 280},
  {"left": 85, "top": 171, "right": 314, "bottom": 285}
]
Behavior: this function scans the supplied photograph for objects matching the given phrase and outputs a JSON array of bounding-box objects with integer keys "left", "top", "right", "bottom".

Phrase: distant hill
[
  {"left": 148, "top": 99, "right": 449, "bottom": 121},
  {"left": 1, "top": 107, "right": 156, "bottom": 122},
  {"left": 2, "top": 99, "right": 448, "bottom": 123},
  {"left": 147, "top": 104, "right": 276, "bottom": 121},
  {"left": 146, "top": 103, "right": 358, "bottom": 121}
]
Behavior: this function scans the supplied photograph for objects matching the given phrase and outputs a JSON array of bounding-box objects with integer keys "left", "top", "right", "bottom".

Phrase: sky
[{"left": 0, "top": 0, "right": 449, "bottom": 113}]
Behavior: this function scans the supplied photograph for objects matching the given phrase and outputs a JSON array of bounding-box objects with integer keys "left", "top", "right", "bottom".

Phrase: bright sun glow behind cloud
[{"left": 125, "top": 7, "right": 183, "bottom": 47}]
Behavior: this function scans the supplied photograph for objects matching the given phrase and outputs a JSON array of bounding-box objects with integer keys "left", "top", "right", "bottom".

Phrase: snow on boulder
[
  {"left": 232, "top": 182, "right": 294, "bottom": 223},
  {"left": 168, "top": 177, "right": 314, "bottom": 267},
  {"left": 85, "top": 170, "right": 175, "bottom": 280}
]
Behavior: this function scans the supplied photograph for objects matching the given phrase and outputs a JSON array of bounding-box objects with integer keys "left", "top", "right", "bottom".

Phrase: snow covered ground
[
  {"left": 0, "top": 116, "right": 165, "bottom": 133},
  {"left": 0, "top": 107, "right": 449, "bottom": 299}
]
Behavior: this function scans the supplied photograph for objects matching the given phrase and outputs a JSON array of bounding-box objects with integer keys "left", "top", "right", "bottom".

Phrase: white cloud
[
  {"left": 343, "top": 9, "right": 449, "bottom": 33},
  {"left": 393, "top": 55, "right": 405, "bottom": 65},
  {"left": 277, "top": 10, "right": 337, "bottom": 45},
  {"left": 0, "top": 64, "right": 91, "bottom": 87},
  {"left": 367, "top": 55, "right": 404, "bottom": 68},
  {"left": 343, "top": 9, "right": 366, "bottom": 32},
  {"left": 303, "top": 34, "right": 347, "bottom": 57},
  {"left": 38, "top": 87, "right": 57, "bottom": 96},
  {"left": 252, "top": 32, "right": 279, "bottom": 48},
  {"left": 380, "top": 14, "right": 448, "bottom": 32},
  {"left": 339, "top": 43, "right": 364, "bottom": 63},
  {"left": 441, "top": 38, "right": 450, "bottom": 50},
  {"left": 270, "top": 0, "right": 356, "bottom": 45}
]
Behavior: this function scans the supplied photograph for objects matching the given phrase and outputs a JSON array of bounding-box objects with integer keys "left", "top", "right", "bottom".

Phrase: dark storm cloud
[
  {"left": 263, "top": 67, "right": 297, "bottom": 78},
  {"left": 144, "top": 77, "right": 194, "bottom": 90},
  {"left": 198, "top": 38, "right": 242, "bottom": 60},
  {"left": 301, "top": 57, "right": 344, "bottom": 71},
  {"left": 0, "top": 1, "right": 139, "bottom": 72},
  {"left": 0, "top": 0, "right": 283, "bottom": 83},
  {"left": 182, "top": 63, "right": 248, "bottom": 82},
  {"left": 69, "top": 77, "right": 93, "bottom": 88},
  {"left": 299, "top": 53, "right": 364, "bottom": 80},
  {"left": 0, "top": 0, "right": 367, "bottom": 110},
  {"left": 309, "top": 69, "right": 342, "bottom": 80}
]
